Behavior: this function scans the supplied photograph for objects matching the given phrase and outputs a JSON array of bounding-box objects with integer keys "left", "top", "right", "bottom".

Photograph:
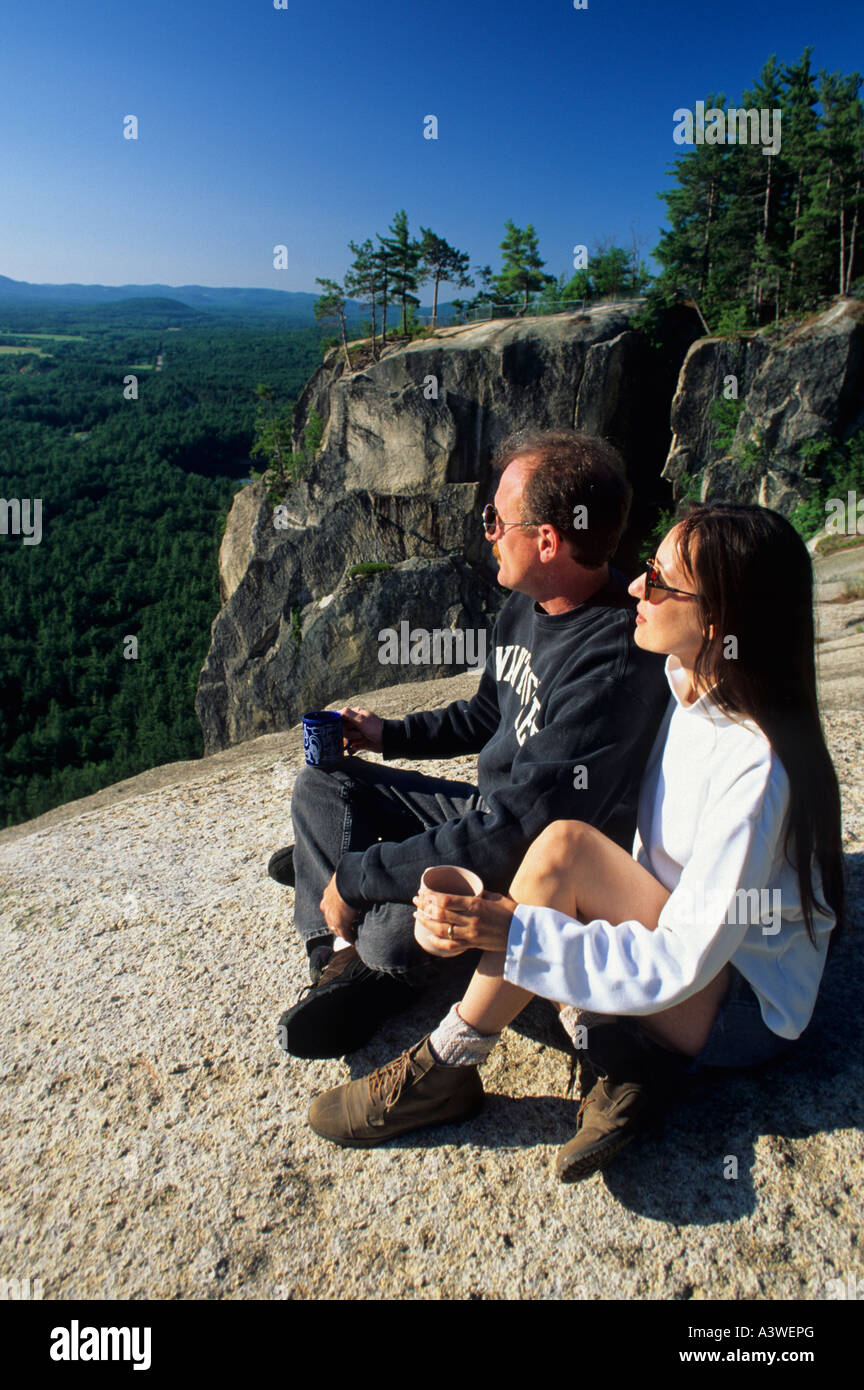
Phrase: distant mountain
[
  {"left": 0, "top": 275, "right": 458, "bottom": 323},
  {"left": 79, "top": 296, "right": 210, "bottom": 323},
  {"left": 0, "top": 274, "right": 313, "bottom": 312}
]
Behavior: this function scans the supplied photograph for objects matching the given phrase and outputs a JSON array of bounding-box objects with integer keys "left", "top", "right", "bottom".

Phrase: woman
[{"left": 306, "top": 504, "right": 845, "bottom": 1180}]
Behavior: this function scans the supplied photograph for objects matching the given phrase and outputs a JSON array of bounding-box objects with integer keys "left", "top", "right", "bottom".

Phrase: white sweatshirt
[{"left": 503, "top": 655, "right": 835, "bottom": 1039}]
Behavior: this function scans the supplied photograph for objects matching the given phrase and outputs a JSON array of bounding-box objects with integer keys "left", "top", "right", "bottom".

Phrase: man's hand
[
  {"left": 412, "top": 887, "right": 517, "bottom": 957},
  {"left": 340, "top": 705, "right": 383, "bottom": 755},
  {"left": 320, "top": 873, "right": 360, "bottom": 941}
]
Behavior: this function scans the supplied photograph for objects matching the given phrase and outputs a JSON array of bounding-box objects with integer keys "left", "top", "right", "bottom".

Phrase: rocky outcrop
[
  {"left": 199, "top": 547, "right": 503, "bottom": 754},
  {"left": 196, "top": 305, "right": 699, "bottom": 753},
  {"left": 218, "top": 481, "right": 264, "bottom": 605},
  {"left": 664, "top": 298, "right": 864, "bottom": 513},
  {"left": 198, "top": 298, "right": 864, "bottom": 756},
  {"left": 1, "top": 549, "right": 862, "bottom": 1299}
]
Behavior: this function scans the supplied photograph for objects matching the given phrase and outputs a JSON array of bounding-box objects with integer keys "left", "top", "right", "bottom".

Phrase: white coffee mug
[
  {"left": 415, "top": 865, "right": 484, "bottom": 958},
  {"left": 419, "top": 865, "right": 484, "bottom": 897}
]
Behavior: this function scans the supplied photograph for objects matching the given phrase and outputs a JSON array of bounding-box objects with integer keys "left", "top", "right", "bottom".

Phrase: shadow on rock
[
  {"left": 341, "top": 863, "right": 862, "bottom": 1223},
  {"left": 379, "top": 1092, "right": 583, "bottom": 1155},
  {"left": 599, "top": 925, "right": 864, "bottom": 1222}
]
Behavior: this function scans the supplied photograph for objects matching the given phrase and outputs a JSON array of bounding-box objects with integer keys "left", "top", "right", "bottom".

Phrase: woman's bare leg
[
  {"left": 637, "top": 965, "right": 730, "bottom": 1055},
  {"left": 458, "top": 819, "right": 667, "bottom": 1034},
  {"left": 451, "top": 950, "right": 532, "bottom": 1035},
  {"left": 458, "top": 819, "right": 729, "bottom": 1057}
]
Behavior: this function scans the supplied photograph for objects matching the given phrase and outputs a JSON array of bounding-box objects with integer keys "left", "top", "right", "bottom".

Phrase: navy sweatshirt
[{"left": 335, "top": 568, "right": 671, "bottom": 909}]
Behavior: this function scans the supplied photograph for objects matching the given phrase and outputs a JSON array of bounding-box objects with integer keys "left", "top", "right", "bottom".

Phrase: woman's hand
[
  {"left": 340, "top": 705, "right": 383, "bottom": 754},
  {"left": 412, "top": 886, "right": 518, "bottom": 957}
]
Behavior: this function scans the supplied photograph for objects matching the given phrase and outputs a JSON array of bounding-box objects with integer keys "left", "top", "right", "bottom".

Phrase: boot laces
[
  {"left": 576, "top": 1092, "right": 595, "bottom": 1124},
  {"left": 368, "top": 1049, "right": 416, "bottom": 1113}
]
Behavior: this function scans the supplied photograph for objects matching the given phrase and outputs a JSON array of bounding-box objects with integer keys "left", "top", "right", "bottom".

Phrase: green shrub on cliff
[{"left": 790, "top": 431, "right": 864, "bottom": 542}]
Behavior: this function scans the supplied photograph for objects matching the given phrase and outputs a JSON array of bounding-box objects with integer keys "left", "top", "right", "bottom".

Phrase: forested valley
[{"left": 0, "top": 304, "right": 322, "bottom": 826}]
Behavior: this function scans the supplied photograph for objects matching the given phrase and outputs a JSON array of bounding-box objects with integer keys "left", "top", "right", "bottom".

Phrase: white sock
[
  {"left": 428, "top": 1003, "right": 501, "bottom": 1067},
  {"left": 333, "top": 936, "right": 352, "bottom": 953},
  {"left": 558, "top": 1005, "right": 616, "bottom": 1049}
]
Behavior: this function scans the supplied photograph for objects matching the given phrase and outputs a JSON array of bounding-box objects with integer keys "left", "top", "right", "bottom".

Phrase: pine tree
[
  {"left": 493, "top": 221, "right": 555, "bottom": 314},
  {"left": 250, "top": 384, "right": 291, "bottom": 481},
  {"left": 344, "top": 239, "right": 384, "bottom": 358},
  {"left": 780, "top": 48, "right": 821, "bottom": 312},
  {"left": 417, "top": 229, "right": 473, "bottom": 325},
  {"left": 371, "top": 244, "right": 394, "bottom": 347},
  {"left": 815, "top": 70, "right": 864, "bottom": 295},
  {"left": 377, "top": 210, "right": 421, "bottom": 336},
  {"left": 733, "top": 58, "right": 788, "bottom": 321},
  {"left": 589, "top": 242, "right": 635, "bottom": 300},
  {"left": 654, "top": 98, "right": 733, "bottom": 324},
  {"left": 313, "top": 278, "right": 351, "bottom": 368}
]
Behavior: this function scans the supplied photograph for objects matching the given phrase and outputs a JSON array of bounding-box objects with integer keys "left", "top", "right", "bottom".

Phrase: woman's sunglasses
[{"left": 644, "top": 558, "right": 698, "bottom": 600}]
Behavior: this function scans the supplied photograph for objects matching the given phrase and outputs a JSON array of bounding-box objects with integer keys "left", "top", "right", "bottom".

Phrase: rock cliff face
[
  {"left": 196, "top": 305, "right": 697, "bottom": 753},
  {"left": 197, "top": 297, "right": 864, "bottom": 754},
  {"left": 664, "top": 298, "right": 864, "bottom": 512}
]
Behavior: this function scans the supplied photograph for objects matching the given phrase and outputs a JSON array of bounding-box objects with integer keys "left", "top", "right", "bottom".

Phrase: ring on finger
[{"left": 447, "top": 923, "right": 455, "bottom": 941}]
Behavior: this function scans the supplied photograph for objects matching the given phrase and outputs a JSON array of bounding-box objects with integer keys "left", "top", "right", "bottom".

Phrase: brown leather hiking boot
[
  {"left": 308, "top": 1036, "right": 485, "bottom": 1147},
  {"left": 555, "top": 1023, "right": 689, "bottom": 1183},
  {"left": 555, "top": 1074, "right": 652, "bottom": 1182}
]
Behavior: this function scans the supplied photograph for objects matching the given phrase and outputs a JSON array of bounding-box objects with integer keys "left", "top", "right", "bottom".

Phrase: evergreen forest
[{"left": 0, "top": 305, "right": 322, "bottom": 825}]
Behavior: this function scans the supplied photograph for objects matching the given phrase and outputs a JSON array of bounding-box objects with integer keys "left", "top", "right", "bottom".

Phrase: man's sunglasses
[
  {"left": 644, "top": 558, "right": 698, "bottom": 600},
  {"left": 482, "top": 503, "right": 544, "bottom": 536}
]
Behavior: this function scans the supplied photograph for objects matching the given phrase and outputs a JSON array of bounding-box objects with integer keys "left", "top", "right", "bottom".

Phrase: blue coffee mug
[{"left": 302, "top": 711, "right": 344, "bottom": 765}]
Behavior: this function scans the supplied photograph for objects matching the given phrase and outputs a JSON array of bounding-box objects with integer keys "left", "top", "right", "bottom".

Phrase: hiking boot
[
  {"left": 308, "top": 1036, "right": 484, "bottom": 1147},
  {"left": 276, "top": 945, "right": 418, "bottom": 1059},
  {"left": 267, "top": 844, "right": 295, "bottom": 887},
  {"left": 555, "top": 1023, "right": 688, "bottom": 1183},
  {"left": 556, "top": 1075, "right": 652, "bottom": 1182},
  {"left": 564, "top": 1047, "right": 599, "bottom": 1102}
]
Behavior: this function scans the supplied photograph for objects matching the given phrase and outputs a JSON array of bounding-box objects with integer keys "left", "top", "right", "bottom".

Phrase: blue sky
[{"left": 1, "top": 0, "right": 861, "bottom": 295}]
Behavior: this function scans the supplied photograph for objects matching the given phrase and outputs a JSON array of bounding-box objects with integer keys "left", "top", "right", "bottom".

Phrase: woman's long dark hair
[{"left": 672, "top": 503, "right": 845, "bottom": 949}]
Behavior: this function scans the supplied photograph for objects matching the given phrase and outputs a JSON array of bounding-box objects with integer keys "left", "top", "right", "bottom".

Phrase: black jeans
[{"left": 290, "top": 757, "right": 488, "bottom": 979}]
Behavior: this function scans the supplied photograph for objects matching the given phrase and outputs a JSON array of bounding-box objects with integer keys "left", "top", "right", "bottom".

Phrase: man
[{"left": 275, "top": 428, "right": 670, "bottom": 1060}]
